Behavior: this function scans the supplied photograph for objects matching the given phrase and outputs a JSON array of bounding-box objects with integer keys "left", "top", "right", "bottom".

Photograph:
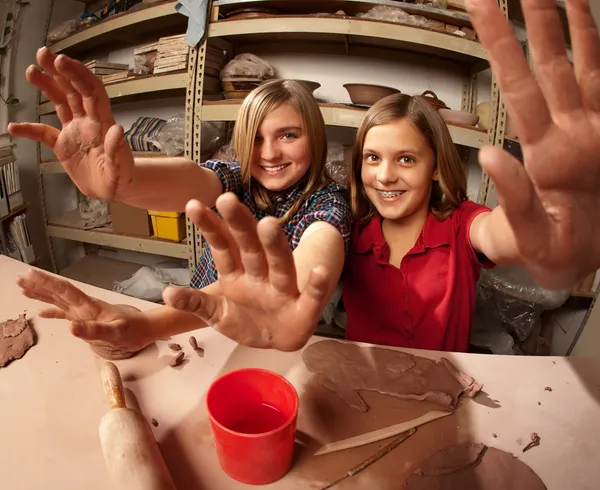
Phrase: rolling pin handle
[{"left": 101, "top": 362, "right": 126, "bottom": 409}]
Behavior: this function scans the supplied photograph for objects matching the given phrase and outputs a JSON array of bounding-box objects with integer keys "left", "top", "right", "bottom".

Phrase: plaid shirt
[{"left": 190, "top": 160, "right": 352, "bottom": 289}]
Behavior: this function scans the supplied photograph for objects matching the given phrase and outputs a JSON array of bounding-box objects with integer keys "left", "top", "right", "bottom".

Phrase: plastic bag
[
  {"left": 220, "top": 53, "right": 275, "bottom": 80},
  {"left": 326, "top": 143, "right": 352, "bottom": 186},
  {"left": 210, "top": 140, "right": 236, "bottom": 162},
  {"left": 133, "top": 52, "right": 157, "bottom": 75},
  {"left": 475, "top": 265, "right": 569, "bottom": 342},
  {"left": 147, "top": 114, "right": 185, "bottom": 156},
  {"left": 47, "top": 18, "right": 82, "bottom": 44},
  {"left": 113, "top": 262, "right": 190, "bottom": 302},
  {"left": 78, "top": 198, "right": 111, "bottom": 230},
  {"left": 356, "top": 6, "right": 433, "bottom": 29}
]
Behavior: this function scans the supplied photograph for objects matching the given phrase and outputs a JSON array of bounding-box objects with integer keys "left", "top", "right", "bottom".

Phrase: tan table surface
[{"left": 1, "top": 255, "right": 599, "bottom": 490}]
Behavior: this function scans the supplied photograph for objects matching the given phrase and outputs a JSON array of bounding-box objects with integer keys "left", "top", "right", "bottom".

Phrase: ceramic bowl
[
  {"left": 439, "top": 108, "right": 479, "bottom": 127},
  {"left": 419, "top": 90, "right": 448, "bottom": 110},
  {"left": 291, "top": 80, "right": 321, "bottom": 93},
  {"left": 343, "top": 83, "right": 401, "bottom": 106},
  {"left": 221, "top": 78, "right": 262, "bottom": 92}
]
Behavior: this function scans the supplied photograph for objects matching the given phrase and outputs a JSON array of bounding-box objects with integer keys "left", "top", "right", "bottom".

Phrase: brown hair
[
  {"left": 232, "top": 79, "right": 329, "bottom": 222},
  {"left": 350, "top": 93, "right": 467, "bottom": 224}
]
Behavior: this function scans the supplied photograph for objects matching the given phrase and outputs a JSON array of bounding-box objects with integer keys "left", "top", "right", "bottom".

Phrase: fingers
[
  {"left": 296, "top": 266, "right": 331, "bottom": 324},
  {"left": 565, "top": 0, "right": 600, "bottom": 110},
  {"left": 104, "top": 124, "right": 126, "bottom": 162},
  {"left": 163, "top": 286, "right": 223, "bottom": 324},
  {"left": 479, "top": 146, "right": 551, "bottom": 258},
  {"left": 186, "top": 199, "right": 243, "bottom": 277},
  {"left": 7, "top": 122, "right": 60, "bottom": 149},
  {"left": 39, "top": 308, "right": 69, "bottom": 320},
  {"left": 27, "top": 269, "right": 92, "bottom": 309},
  {"left": 54, "top": 54, "right": 115, "bottom": 123},
  {"left": 20, "top": 288, "right": 70, "bottom": 312},
  {"left": 257, "top": 216, "right": 299, "bottom": 294},
  {"left": 466, "top": 0, "right": 552, "bottom": 143},
  {"left": 521, "top": 0, "right": 582, "bottom": 113},
  {"left": 70, "top": 319, "right": 125, "bottom": 344},
  {"left": 37, "top": 47, "right": 85, "bottom": 119},
  {"left": 25, "top": 64, "right": 73, "bottom": 124},
  {"left": 216, "top": 193, "right": 268, "bottom": 281}
]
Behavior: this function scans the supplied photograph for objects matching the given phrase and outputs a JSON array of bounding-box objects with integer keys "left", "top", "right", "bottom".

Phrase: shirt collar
[{"left": 354, "top": 211, "right": 453, "bottom": 254}]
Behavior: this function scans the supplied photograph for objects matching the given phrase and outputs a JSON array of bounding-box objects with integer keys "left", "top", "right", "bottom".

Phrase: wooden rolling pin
[{"left": 99, "top": 362, "right": 176, "bottom": 490}]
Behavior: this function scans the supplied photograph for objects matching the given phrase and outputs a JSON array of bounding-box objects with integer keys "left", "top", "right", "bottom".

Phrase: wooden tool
[
  {"left": 321, "top": 428, "right": 416, "bottom": 490},
  {"left": 315, "top": 410, "right": 451, "bottom": 456},
  {"left": 98, "top": 362, "right": 176, "bottom": 490}
]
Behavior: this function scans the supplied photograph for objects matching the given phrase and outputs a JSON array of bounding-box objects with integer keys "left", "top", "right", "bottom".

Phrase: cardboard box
[{"left": 109, "top": 202, "right": 152, "bottom": 237}]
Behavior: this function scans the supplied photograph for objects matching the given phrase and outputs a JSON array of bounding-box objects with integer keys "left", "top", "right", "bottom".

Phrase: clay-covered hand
[
  {"left": 467, "top": 0, "right": 600, "bottom": 288},
  {"left": 7, "top": 47, "right": 134, "bottom": 202},
  {"left": 162, "top": 194, "right": 329, "bottom": 351},
  {"left": 16, "top": 269, "right": 151, "bottom": 359}
]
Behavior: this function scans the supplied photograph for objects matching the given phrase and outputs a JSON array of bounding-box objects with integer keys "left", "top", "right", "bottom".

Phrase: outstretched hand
[
  {"left": 467, "top": 0, "right": 600, "bottom": 288},
  {"left": 162, "top": 194, "right": 330, "bottom": 351},
  {"left": 7, "top": 47, "right": 134, "bottom": 202},
  {"left": 16, "top": 269, "right": 151, "bottom": 359}
]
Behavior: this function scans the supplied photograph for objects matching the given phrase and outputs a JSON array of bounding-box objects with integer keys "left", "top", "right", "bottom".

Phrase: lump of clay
[
  {"left": 302, "top": 340, "right": 482, "bottom": 412},
  {"left": 1, "top": 314, "right": 36, "bottom": 368},
  {"left": 405, "top": 443, "right": 547, "bottom": 490}
]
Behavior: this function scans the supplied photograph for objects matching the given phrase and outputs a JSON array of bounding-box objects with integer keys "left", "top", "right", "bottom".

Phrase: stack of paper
[{"left": 153, "top": 34, "right": 189, "bottom": 74}]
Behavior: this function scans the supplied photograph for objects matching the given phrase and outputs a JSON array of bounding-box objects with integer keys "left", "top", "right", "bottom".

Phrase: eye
[
  {"left": 399, "top": 156, "right": 415, "bottom": 164},
  {"left": 281, "top": 133, "right": 297, "bottom": 141},
  {"left": 364, "top": 154, "right": 379, "bottom": 163}
]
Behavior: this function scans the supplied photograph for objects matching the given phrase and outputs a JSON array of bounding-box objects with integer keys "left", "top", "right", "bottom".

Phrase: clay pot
[
  {"left": 221, "top": 78, "right": 262, "bottom": 92},
  {"left": 224, "top": 7, "right": 279, "bottom": 20},
  {"left": 291, "top": 79, "right": 321, "bottom": 93},
  {"left": 343, "top": 83, "right": 401, "bottom": 106},
  {"left": 419, "top": 90, "right": 448, "bottom": 110},
  {"left": 439, "top": 108, "right": 479, "bottom": 126},
  {"left": 223, "top": 90, "right": 252, "bottom": 100}
]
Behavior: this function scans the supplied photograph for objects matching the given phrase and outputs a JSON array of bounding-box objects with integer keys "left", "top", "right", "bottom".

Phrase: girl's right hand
[
  {"left": 16, "top": 269, "right": 152, "bottom": 360},
  {"left": 7, "top": 47, "right": 134, "bottom": 202}
]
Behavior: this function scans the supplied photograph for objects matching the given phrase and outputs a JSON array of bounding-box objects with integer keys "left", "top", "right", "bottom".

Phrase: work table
[{"left": 0, "top": 255, "right": 599, "bottom": 489}]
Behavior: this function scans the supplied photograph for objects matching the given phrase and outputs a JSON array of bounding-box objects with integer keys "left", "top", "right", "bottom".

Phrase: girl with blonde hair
[{"left": 12, "top": 52, "right": 350, "bottom": 356}]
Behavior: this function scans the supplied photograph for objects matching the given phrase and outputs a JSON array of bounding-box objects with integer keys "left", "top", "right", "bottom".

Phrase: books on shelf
[{"left": 0, "top": 158, "right": 23, "bottom": 217}]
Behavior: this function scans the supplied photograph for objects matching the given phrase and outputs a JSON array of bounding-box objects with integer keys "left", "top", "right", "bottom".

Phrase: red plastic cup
[{"left": 206, "top": 368, "right": 299, "bottom": 485}]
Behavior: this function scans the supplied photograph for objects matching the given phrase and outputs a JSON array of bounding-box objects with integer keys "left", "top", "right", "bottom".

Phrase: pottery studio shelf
[
  {"left": 37, "top": 72, "right": 188, "bottom": 116},
  {"left": 49, "top": 1, "right": 186, "bottom": 55},
  {"left": 202, "top": 100, "right": 489, "bottom": 149},
  {"left": 47, "top": 209, "right": 188, "bottom": 260},
  {"left": 0, "top": 203, "right": 29, "bottom": 223},
  {"left": 208, "top": 16, "right": 486, "bottom": 66},
  {"left": 39, "top": 152, "right": 168, "bottom": 175}
]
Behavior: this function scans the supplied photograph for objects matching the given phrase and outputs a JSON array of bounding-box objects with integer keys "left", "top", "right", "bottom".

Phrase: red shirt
[{"left": 343, "top": 201, "right": 494, "bottom": 352}]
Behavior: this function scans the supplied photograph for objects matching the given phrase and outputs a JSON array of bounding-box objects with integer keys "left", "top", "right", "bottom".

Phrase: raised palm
[
  {"left": 467, "top": 0, "right": 600, "bottom": 288},
  {"left": 8, "top": 47, "right": 134, "bottom": 201},
  {"left": 163, "top": 196, "right": 328, "bottom": 351}
]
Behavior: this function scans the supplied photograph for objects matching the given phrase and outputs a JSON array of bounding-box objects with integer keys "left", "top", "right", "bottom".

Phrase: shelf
[
  {"left": 38, "top": 72, "right": 188, "bottom": 115},
  {"left": 60, "top": 255, "right": 145, "bottom": 291},
  {"left": 49, "top": 1, "right": 186, "bottom": 55},
  {"left": 571, "top": 291, "right": 596, "bottom": 299},
  {"left": 0, "top": 203, "right": 28, "bottom": 223},
  {"left": 40, "top": 152, "right": 168, "bottom": 175},
  {"left": 47, "top": 209, "right": 188, "bottom": 259},
  {"left": 208, "top": 16, "right": 486, "bottom": 65},
  {"left": 201, "top": 100, "right": 490, "bottom": 149}
]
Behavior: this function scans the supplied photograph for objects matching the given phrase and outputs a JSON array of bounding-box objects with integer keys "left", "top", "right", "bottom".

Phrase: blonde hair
[
  {"left": 350, "top": 93, "right": 467, "bottom": 224},
  {"left": 232, "top": 79, "right": 329, "bottom": 222}
]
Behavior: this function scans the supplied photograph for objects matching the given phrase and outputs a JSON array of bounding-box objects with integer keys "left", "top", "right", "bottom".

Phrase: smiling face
[
  {"left": 360, "top": 118, "right": 438, "bottom": 222},
  {"left": 249, "top": 103, "right": 311, "bottom": 191}
]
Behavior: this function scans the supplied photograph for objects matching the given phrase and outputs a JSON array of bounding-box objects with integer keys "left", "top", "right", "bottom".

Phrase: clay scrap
[
  {"left": 405, "top": 443, "right": 547, "bottom": 489},
  {"left": 302, "top": 340, "right": 482, "bottom": 412},
  {"left": 1, "top": 314, "right": 36, "bottom": 368}
]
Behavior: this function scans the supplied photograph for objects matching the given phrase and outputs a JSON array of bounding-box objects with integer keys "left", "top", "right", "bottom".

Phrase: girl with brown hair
[{"left": 344, "top": 94, "right": 493, "bottom": 352}]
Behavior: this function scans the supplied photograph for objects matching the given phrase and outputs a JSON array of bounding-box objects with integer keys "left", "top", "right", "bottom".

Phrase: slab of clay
[
  {"left": 1, "top": 314, "right": 36, "bottom": 368},
  {"left": 405, "top": 443, "right": 547, "bottom": 489},
  {"left": 302, "top": 340, "right": 482, "bottom": 411}
]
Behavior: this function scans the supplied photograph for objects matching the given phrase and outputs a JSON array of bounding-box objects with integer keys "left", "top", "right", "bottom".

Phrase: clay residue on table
[
  {"left": 405, "top": 443, "right": 547, "bottom": 489},
  {"left": 1, "top": 314, "right": 36, "bottom": 368},
  {"left": 302, "top": 340, "right": 482, "bottom": 412}
]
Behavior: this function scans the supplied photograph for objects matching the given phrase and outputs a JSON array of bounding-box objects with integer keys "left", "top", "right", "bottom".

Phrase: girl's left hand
[{"left": 467, "top": 0, "right": 600, "bottom": 288}]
